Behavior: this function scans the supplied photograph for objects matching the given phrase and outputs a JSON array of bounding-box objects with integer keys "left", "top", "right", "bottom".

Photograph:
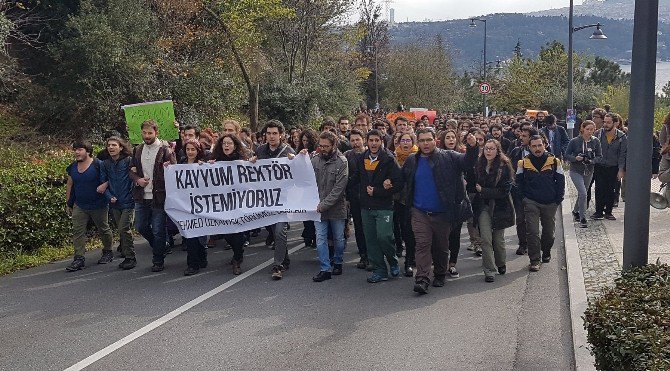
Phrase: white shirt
[{"left": 141, "top": 139, "right": 162, "bottom": 200}]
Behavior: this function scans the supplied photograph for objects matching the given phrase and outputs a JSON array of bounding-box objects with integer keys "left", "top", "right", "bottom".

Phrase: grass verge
[{"left": 0, "top": 241, "right": 102, "bottom": 276}]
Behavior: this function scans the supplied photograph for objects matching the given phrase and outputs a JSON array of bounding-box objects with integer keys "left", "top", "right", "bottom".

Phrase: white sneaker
[{"left": 448, "top": 266, "right": 460, "bottom": 278}]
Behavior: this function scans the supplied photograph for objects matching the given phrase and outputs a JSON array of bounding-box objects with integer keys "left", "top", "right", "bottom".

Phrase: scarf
[{"left": 395, "top": 145, "right": 418, "bottom": 166}]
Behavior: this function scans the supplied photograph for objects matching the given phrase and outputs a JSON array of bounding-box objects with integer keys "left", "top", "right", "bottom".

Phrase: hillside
[
  {"left": 389, "top": 12, "right": 670, "bottom": 71},
  {"left": 527, "top": 0, "right": 670, "bottom": 22}
]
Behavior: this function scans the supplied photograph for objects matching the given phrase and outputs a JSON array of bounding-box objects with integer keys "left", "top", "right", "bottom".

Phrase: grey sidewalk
[{"left": 561, "top": 175, "right": 670, "bottom": 370}]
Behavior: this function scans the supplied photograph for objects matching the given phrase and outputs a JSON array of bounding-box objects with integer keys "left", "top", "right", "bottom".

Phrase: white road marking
[
  {"left": 63, "top": 245, "right": 304, "bottom": 371},
  {"left": 131, "top": 273, "right": 167, "bottom": 281},
  {"left": 163, "top": 270, "right": 217, "bottom": 284}
]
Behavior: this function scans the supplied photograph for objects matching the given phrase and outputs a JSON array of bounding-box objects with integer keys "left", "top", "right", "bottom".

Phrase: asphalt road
[{"left": 0, "top": 210, "right": 574, "bottom": 371}]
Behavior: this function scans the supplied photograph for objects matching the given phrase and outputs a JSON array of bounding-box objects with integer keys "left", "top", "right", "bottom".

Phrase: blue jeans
[
  {"left": 134, "top": 201, "right": 167, "bottom": 264},
  {"left": 570, "top": 170, "right": 593, "bottom": 220},
  {"left": 314, "top": 219, "right": 346, "bottom": 272}
]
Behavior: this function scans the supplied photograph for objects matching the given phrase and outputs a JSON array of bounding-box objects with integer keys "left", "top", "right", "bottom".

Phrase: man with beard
[
  {"left": 509, "top": 125, "right": 539, "bottom": 256},
  {"left": 516, "top": 135, "right": 565, "bottom": 272},
  {"left": 489, "top": 123, "right": 512, "bottom": 154},
  {"left": 251, "top": 119, "right": 296, "bottom": 280},
  {"left": 129, "top": 120, "right": 176, "bottom": 272},
  {"left": 402, "top": 129, "right": 478, "bottom": 294},
  {"left": 533, "top": 112, "right": 546, "bottom": 129},
  {"left": 344, "top": 129, "right": 369, "bottom": 269},
  {"left": 308, "top": 131, "right": 349, "bottom": 282},
  {"left": 591, "top": 113, "right": 627, "bottom": 221},
  {"left": 540, "top": 114, "right": 570, "bottom": 160},
  {"left": 65, "top": 140, "right": 114, "bottom": 271}
]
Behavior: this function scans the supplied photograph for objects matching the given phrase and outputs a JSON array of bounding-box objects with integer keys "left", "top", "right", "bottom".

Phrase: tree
[
  {"left": 383, "top": 36, "right": 458, "bottom": 110},
  {"left": 586, "top": 56, "right": 630, "bottom": 87},
  {"left": 266, "top": 0, "right": 352, "bottom": 83},
  {"left": 491, "top": 56, "right": 542, "bottom": 113},
  {"left": 356, "top": 0, "right": 389, "bottom": 109},
  {"left": 204, "top": 0, "right": 292, "bottom": 130}
]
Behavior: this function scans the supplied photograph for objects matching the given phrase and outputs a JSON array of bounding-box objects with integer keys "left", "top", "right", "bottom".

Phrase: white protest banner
[{"left": 164, "top": 154, "right": 320, "bottom": 238}]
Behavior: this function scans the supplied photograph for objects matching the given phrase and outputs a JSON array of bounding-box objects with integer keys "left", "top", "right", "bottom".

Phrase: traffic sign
[{"left": 479, "top": 82, "right": 491, "bottom": 95}]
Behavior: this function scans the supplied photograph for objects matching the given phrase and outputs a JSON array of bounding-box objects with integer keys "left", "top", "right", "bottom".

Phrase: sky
[{"left": 379, "top": 0, "right": 585, "bottom": 22}]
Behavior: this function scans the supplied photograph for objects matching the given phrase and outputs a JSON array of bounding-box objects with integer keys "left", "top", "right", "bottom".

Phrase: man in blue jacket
[
  {"left": 516, "top": 135, "right": 565, "bottom": 272},
  {"left": 101, "top": 136, "right": 137, "bottom": 270},
  {"left": 540, "top": 114, "right": 570, "bottom": 160}
]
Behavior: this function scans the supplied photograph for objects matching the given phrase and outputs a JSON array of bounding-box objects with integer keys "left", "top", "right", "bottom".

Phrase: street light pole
[
  {"left": 567, "top": 3, "right": 607, "bottom": 138},
  {"left": 623, "top": 0, "right": 659, "bottom": 268},
  {"left": 568, "top": 0, "right": 574, "bottom": 137},
  {"left": 469, "top": 18, "right": 487, "bottom": 117}
]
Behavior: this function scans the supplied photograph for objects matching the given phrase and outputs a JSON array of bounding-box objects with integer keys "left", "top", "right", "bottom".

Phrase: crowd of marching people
[{"left": 65, "top": 106, "right": 670, "bottom": 294}]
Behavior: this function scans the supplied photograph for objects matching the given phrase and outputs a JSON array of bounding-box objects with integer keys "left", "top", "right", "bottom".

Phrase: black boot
[
  {"left": 66, "top": 256, "right": 85, "bottom": 272},
  {"left": 356, "top": 256, "right": 368, "bottom": 269},
  {"left": 332, "top": 264, "right": 343, "bottom": 276},
  {"left": 312, "top": 271, "right": 332, "bottom": 282}
]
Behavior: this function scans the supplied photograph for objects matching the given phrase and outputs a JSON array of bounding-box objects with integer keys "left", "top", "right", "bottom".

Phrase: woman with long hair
[
  {"left": 297, "top": 129, "right": 319, "bottom": 246},
  {"left": 179, "top": 140, "right": 209, "bottom": 276},
  {"left": 289, "top": 127, "right": 302, "bottom": 151},
  {"left": 392, "top": 132, "right": 418, "bottom": 275},
  {"left": 437, "top": 128, "right": 465, "bottom": 278},
  {"left": 472, "top": 139, "right": 515, "bottom": 283},
  {"left": 207, "top": 134, "right": 251, "bottom": 275},
  {"left": 565, "top": 120, "right": 602, "bottom": 228},
  {"left": 298, "top": 129, "right": 319, "bottom": 155}
]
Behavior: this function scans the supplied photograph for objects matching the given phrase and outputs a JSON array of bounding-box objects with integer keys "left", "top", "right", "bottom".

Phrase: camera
[{"left": 579, "top": 151, "right": 595, "bottom": 164}]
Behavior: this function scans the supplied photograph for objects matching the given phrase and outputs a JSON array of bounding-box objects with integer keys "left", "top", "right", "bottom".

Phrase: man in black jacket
[
  {"left": 251, "top": 120, "right": 296, "bottom": 280},
  {"left": 402, "top": 128, "right": 478, "bottom": 294},
  {"left": 344, "top": 129, "right": 368, "bottom": 269},
  {"left": 508, "top": 125, "right": 538, "bottom": 256},
  {"left": 351, "top": 129, "right": 404, "bottom": 283}
]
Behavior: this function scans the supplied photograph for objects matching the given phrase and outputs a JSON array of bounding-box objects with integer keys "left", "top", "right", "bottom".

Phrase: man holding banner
[{"left": 250, "top": 120, "right": 297, "bottom": 280}]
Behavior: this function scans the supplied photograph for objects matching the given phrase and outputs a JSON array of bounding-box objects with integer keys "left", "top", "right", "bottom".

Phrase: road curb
[{"left": 562, "top": 187, "right": 596, "bottom": 371}]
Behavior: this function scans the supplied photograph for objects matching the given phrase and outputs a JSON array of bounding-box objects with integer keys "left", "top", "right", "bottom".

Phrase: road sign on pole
[{"left": 479, "top": 82, "right": 491, "bottom": 95}]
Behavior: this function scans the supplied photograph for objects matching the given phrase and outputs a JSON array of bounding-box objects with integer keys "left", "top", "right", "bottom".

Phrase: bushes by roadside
[
  {"left": 0, "top": 143, "right": 72, "bottom": 255},
  {"left": 584, "top": 263, "right": 670, "bottom": 370}
]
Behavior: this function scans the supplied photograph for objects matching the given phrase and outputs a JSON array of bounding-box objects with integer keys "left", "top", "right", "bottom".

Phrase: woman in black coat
[
  {"left": 208, "top": 134, "right": 252, "bottom": 275},
  {"left": 473, "top": 139, "right": 515, "bottom": 283}
]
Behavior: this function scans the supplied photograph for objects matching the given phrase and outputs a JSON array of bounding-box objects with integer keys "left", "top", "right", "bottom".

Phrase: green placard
[{"left": 122, "top": 100, "right": 179, "bottom": 144}]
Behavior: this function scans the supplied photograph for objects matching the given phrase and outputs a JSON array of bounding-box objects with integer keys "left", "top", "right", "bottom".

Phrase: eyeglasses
[
  {"left": 399, "top": 139, "right": 413, "bottom": 143},
  {"left": 418, "top": 138, "right": 434, "bottom": 143},
  {"left": 484, "top": 147, "right": 497, "bottom": 152}
]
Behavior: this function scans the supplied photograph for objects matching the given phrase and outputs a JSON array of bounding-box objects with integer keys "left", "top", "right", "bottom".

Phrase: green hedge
[
  {"left": 0, "top": 144, "right": 72, "bottom": 254},
  {"left": 584, "top": 263, "right": 670, "bottom": 370}
]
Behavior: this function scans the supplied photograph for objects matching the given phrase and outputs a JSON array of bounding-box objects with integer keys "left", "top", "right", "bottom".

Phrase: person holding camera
[{"left": 565, "top": 120, "right": 602, "bottom": 228}]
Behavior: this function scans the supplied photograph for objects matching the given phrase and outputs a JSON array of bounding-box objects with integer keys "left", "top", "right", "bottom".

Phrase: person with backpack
[
  {"left": 100, "top": 136, "right": 137, "bottom": 270},
  {"left": 65, "top": 140, "right": 114, "bottom": 272},
  {"left": 129, "top": 120, "right": 176, "bottom": 272},
  {"left": 516, "top": 135, "right": 565, "bottom": 272}
]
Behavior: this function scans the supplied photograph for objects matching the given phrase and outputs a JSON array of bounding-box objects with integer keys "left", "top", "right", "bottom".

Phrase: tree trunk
[{"left": 250, "top": 83, "right": 259, "bottom": 132}]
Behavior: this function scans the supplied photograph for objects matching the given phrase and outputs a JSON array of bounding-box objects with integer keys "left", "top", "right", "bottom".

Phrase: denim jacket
[{"left": 101, "top": 155, "right": 135, "bottom": 210}]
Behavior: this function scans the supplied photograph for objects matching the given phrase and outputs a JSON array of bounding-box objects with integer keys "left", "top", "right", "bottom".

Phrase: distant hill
[
  {"left": 527, "top": 0, "right": 670, "bottom": 23},
  {"left": 389, "top": 11, "right": 670, "bottom": 71}
]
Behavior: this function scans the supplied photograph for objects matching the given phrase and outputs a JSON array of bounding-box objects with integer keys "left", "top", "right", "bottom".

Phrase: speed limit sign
[{"left": 479, "top": 82, "right": 491, "bottom": 95}]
